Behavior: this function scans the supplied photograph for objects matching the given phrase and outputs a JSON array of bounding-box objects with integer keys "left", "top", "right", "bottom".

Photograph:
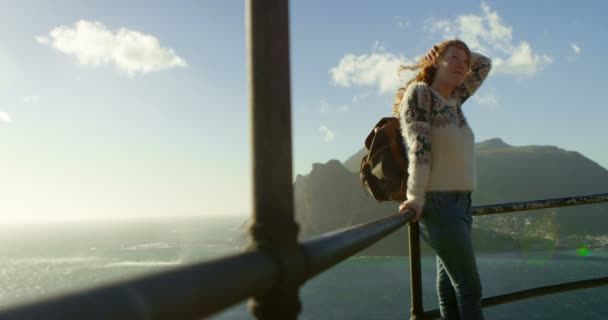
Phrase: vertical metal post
[
  {"left": 246, "top": 0, "right": 306, "bottom": 319},
  {"left": 409, "top": 221, "right": 424, "bottom": 319}
]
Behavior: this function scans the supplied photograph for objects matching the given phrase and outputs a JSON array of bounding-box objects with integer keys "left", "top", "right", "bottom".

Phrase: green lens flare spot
[{"left": 576, "top": 247, "right": 590, "bottom": 256}]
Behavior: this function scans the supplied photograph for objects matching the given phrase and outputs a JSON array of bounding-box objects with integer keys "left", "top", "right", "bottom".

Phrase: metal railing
[
  {"left": 0, "top": 193, "right": 605, "bottom": 320},
  {"left": 419, "top": 193, "right": 608, "bottom": 319},
  {"left": 0, "top": 1, "right": 606, "bottom": 319},
  {"left": 0, "top": 209, "right": 417, "bottom": 320}
]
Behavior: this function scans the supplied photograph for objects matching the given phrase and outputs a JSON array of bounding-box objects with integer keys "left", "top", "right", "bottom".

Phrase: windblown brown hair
[{"left": 392, "top": 39, "right": 472, "bottom": 117}]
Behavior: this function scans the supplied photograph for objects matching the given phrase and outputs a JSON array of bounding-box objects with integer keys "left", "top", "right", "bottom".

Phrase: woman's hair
[{"left": 392, "top": 39, "right": 472, "bottom": 117}]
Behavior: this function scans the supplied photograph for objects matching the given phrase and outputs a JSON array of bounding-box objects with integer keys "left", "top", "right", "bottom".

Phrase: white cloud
[
  {"left": 424, "top": 2, "right": 552, "bottom": 76},
  {"left": 394, "top": 16, "right": 411, "bottom": 29},
  {"left": 424, "top": 19, "right": 453, "bottom": 36},
  {"left": 491, "top": 42, "right": 553, "bottom": 75},
  {"left": 330, "top": 51, "right": 417, "bottom": 94},
  {"left": 473, "top": 93, "right": 499, "bottom": 110},
  {"left": 371, "top": 40, "right": 387, "bottom": 52},
  {"left": 330, "top": 3, "right": 550, "bottom": 95},
  {"left": 36, "top": 20, "right": 187, "bottom": 77},
  {"left": 337, "top": 105, "right": 350, "bottom": 112},
  {"left": 320, "top": 100, "right": 331, "bottom": 114},
  {"left": 352, "top": 92, "right": 372, "bottom": 104},
  {"left": 21, "top": 94, "right": 40, "bottom": 104},
  {"left": 35, "top": 36, "right": 50, "bottom": 45},
  {"left": 0, "top": 111, "right": 12, "bottom": 123},
  {"left": 320, "top": 99, "right": 350, "bottom": 114},
  {"left": 319, "top": 126, "right": 336, "bottom": 143},
  {"left": 571, "top": 43, "right": 581, "bottom": 55}
]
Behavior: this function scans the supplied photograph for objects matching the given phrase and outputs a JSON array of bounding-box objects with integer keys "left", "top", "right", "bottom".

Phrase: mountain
[
  {"left": 475, "top": 137, "right": 512, "bottom": 150},
  {"left": 343, "top": 148, "right": 367, "bottom": 173},
  {"left": 291, "top": 138, "right": 608, "bottom": 256}
]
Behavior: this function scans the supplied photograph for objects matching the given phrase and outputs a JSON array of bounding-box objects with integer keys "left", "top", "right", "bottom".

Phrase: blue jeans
[{"left": 419, "top": 191, "right": 484, "bottom": 320}]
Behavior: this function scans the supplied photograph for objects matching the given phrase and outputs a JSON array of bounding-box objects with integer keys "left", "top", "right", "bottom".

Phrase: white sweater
[{"left": 397, "top": 52, "right": 492, "bottom": 209}]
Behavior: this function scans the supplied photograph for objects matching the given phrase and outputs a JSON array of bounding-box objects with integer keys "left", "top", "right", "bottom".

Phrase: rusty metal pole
[
  {"left": 246, "top": 0, "right": 306, "bottom": 319},
  {"left": 408, "top": 221, "right": 424, "bottom": 319}
]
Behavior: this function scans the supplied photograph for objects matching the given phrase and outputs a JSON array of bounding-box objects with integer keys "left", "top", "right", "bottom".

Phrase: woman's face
[{"left": 434, "top": 45, "right": 469, "bottom": 88}]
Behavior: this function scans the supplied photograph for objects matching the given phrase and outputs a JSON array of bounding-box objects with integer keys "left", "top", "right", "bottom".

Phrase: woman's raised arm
[{"left": 453, "top": 51, "right": 492, "bottom": 104}]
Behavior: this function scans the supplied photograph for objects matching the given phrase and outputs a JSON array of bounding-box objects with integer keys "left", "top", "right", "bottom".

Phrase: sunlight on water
[{"left": 0, "top": 216, "right": 605, "bottom": 320}]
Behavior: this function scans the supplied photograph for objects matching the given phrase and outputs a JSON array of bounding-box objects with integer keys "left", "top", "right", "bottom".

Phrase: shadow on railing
[{"left": 1, "top": 1, "right": 606, "bottom": 319}]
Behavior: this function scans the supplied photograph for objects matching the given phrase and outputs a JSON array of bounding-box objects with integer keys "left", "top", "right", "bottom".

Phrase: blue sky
[{"left": 1, "top": 1, "right": 606, "bottom": 222}]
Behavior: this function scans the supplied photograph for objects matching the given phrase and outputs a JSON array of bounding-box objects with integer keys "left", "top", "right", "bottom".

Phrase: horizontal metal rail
[
  {"left": 0, "top": 251, "right": 278, "bottom": 320},
  {"left": 423, "top": 276, "right": 608, "bottom": 319},
  {"left": 302, "top": 210, "right": 414, "bottom": 279},
  {"left": 472, "top": 192, "right": 608, "bottom": 216},
  {"left": 0, "top": 193, "right": 605, "bottom": 319},
  {"left": 0, "top": 211, "right": 416, "bottom": 320}
]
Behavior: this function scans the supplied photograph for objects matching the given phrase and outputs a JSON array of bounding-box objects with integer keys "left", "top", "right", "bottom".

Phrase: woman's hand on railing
[{"left": 399, "top": 200, "right": 422, "bottom": 224}]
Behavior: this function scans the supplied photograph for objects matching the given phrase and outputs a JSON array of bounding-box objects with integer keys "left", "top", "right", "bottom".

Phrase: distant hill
[
  {"left": 343, "top": 148, "right": 367, "bottom": 173},
  {"left": 474, "top": 137, "right": 512, "bottom": 150},
  {"left": 291, "top": 138, "right": 608, "bottom": 256}
]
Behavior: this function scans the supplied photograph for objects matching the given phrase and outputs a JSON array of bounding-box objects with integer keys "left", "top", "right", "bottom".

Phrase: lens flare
[
  {"left": 517, "top": 212, "right": 559, "bottom": 264},
  {"left": 576, "top": 247, "right": 590, "bottom": 257}
]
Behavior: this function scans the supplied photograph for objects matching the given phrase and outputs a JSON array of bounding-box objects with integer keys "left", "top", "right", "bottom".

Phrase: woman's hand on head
[
  {"left": 399, "top": 200, "right": 422, "bottom": 224},
  {"left": 425, "top": 45, "right": 440, "bottom": 63}
]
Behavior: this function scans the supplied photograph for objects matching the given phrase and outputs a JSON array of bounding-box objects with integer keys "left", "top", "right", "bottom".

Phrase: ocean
[{"left": 0, "top": 215, "right": 606, "bottom": 319}]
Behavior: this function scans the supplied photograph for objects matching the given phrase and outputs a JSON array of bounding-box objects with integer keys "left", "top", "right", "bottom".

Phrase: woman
[{"left": 395, "top": 39, "right": 492, "bottom": 319}]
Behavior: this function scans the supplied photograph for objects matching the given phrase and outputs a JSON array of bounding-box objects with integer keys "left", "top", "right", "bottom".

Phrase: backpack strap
[
  {"left": 386, "top": 118, "right": 408, "bottom": 201},
  {"left": 386, "top": 118, "right": 408, "bottom": 172}
]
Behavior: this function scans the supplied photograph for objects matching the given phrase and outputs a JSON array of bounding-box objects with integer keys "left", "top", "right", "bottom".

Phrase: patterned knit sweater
[{"left": 397, "top": 51, "right": 492, "bottom": 209}]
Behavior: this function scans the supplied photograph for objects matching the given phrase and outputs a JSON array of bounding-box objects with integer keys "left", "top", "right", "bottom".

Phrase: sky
[{"left": 1, "top": 1, "right": 607, "bottom": 222}]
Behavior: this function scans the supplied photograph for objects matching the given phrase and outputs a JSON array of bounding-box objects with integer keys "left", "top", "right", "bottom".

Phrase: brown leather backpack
[
  {"left": 361, "top": 87, "right": 435, "bottom": 202},
  {"left": 359, "top": 117, "right": 409, "bottom": 202}
]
